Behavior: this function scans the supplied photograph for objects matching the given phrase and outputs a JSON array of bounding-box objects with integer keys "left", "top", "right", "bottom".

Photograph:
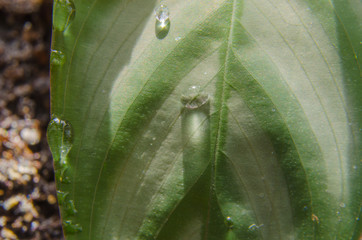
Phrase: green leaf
[{"left": 49, "top": 0, "right": 361, "bottom": 239}]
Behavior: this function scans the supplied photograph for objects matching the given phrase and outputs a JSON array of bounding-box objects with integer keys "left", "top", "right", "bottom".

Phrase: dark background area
[{"left": 0, "top": 0, "right": 63, "bottom": 239}]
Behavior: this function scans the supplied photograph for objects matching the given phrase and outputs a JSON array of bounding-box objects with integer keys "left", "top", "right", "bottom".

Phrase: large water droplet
[
  {"left": 50, "top": 50, "right": 65, "bottom": 66},
  {"left": 181, "top": 87, "right": 210, "bottom": 188},
  {"left": 181, "top": 86, "right": 209, "bottom": 109},
  {"left": 63, "top": 220, "right": 82, "bottom": 234},
  {"left": 53, "top": 0, "right": 76, "bottom": 32},
  {"left": 155, "top": 4, "right": 170, "bottom": 39}
]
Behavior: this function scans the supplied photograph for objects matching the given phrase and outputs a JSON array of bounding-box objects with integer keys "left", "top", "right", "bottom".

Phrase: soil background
[{"left": 0, "top": 0, "right": 64, "bottom": 239}]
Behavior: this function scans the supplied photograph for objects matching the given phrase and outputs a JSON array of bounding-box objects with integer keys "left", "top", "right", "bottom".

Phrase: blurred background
[{"left": 0, "top": 0, "right": 63, "bottom": 239}]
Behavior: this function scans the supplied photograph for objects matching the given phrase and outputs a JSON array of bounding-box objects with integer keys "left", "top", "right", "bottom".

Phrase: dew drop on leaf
[
  {"left": 225, "top": 216, "right": 234, "bottom": 229},
  {"left": 47, "top": 117, "right": 73, "bottom": 167},
  {"left": 66, "top": 200, "right": 78, "bottom": 216},
  {"left": 155, "top": 4, "right": 170, "bottom": 39},
  {"left": 53, "top": 0, "right": 76, "bottom": 32},
  {"left": 155, "top": 4, "right": 169, "bottom": 22},
  {"left": 63, "top": 220, "right": 82, "bottom": 234},
  {"left": 56, "top": 190, "right": 68, "bottom": 206},
  {"left": 50, "top": 50, "right": 65, "bottom": 66}
]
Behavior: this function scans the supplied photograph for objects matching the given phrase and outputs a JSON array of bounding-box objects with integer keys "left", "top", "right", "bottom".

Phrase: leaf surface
[{"left": 49, "top": 0, "right": 361, "bottom": 239}]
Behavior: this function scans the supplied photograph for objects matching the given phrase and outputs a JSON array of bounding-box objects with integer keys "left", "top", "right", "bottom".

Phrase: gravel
[{"left": 0, "top": 0, "right": 64, "bottom": 239}]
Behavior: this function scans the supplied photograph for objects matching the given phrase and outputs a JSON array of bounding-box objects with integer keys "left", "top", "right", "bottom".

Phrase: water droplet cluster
[{"left": 47, "top": 117, "right": 82, "bottom": 234}]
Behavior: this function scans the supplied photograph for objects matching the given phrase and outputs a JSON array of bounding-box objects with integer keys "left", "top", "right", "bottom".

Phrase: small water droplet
[
  {"left": 53, "top": 0, "right": 76, "bottom": 32},
  {"left": 271, "top": 108, "right": 276, "bottom": 112},
  {"left": 339, "top": 202, "right": 346, "bottom": 208},
  {"left": 56, "top": 190, "right": 68, "bottom": 206},
  {"left": 50, "top": 50, "right": 65, "bottom": 66},
  {"left": 155, "top": 4, "right": 169, "bottom": 22},
  {"left": 152, "top": 137, "right": 156, "bottom": 141},
  {"left": 225, "top": 216, "right": 234, "bottom": 229},
  {"left": 181, "top": 86, "right": 209, "bottom": 109},
  {"left": 66, "top": 200, "right": 78, "bottom": 215},
  {"left": 57, "top": 166, "right": 71, "bottom": 183},
  {"left": 47, "top": 117, "right": 73, "bottom": 164},
  {"left": 258, "top": 193, "right": 265, "bottom": 198},
  {"left": 47, "top": 117, "right": 73, "bottom": 183},
  {"left": 175, "top": 36, "right": 181, "bottom": 41},
  {"left": 155, "top": 4, "right": 170, "bottom": 39},
  {"left": 63, "top": 220, "right": 82, "bottom": 234}
]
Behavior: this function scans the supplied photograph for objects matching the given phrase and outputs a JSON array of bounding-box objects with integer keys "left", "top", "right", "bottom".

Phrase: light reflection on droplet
[
  {"left": 154, "top": 4, "right": 170, "bottom": 39},
  {"left": 225, "top": 216, "right": 234, "bottom": 229}
]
